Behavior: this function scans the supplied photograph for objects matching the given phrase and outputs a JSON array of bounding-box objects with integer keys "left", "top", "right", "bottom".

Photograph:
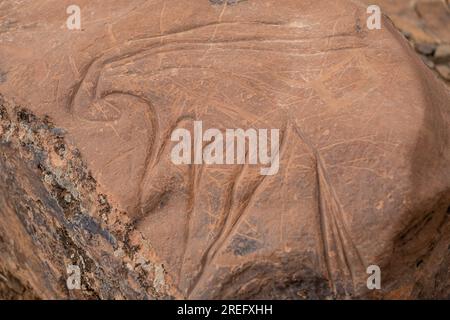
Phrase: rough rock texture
[
  {"left": 0, "top": 97, "right": 172, "bottom": 299},
  {"left": 369, "top": 0, "right": 450, "bottom": 83},
  {"left": 0, "top": 0, "right": 449, "bottom": 299}
]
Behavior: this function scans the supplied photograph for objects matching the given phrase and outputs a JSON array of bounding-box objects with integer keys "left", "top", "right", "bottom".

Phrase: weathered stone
[
  {"left": 367, "top": 0, "right": 450, "bottom": 80},
  {"left": 0, "top": 0, "right": 449, "bottom": 300},
  {"left": 415, "top": 0, "right": 450, "bottom": 43},
  {"left": 422, "top": 56, "right": 435, "bottom": 69},
  {"left": 435, "top": 44, "right": 450, "bottom": 62},
  {"left": 371, "top": 0, "right": 450, "bottom": 44},
  {"left": 387, "top": 15, "right": 439, "bottom": 44},
  {"left": 415, "top": 43, "right": 436, "bottom": 56},
  {"left": 436, "top": 64, "right": 450, "bottom": 80}
]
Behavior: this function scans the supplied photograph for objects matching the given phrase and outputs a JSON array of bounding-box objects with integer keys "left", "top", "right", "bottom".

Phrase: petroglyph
[{"left": 0, "top": 0, "right": 449, "bottom": 299}]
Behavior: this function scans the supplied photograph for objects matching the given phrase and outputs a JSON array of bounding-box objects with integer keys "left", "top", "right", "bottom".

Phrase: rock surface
[
  {"left": 0, "top": 0, "right": 449, "bottom": 299},
  {"left": 369, "top": 0, "right": 450, "bottom": 84}
]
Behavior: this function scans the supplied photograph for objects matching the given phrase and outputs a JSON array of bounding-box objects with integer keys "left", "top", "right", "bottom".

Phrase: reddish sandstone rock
[
  {"left": 369, "top": 0, "right": 450, "bottom": 83},
  {"left": 0, "top": 0, "right": 449, "bottom": 299}
]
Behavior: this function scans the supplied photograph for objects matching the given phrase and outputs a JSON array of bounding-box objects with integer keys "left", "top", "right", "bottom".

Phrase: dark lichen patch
[
  {"left": 0, "top": 94, "right": 171, "bottom": 299},
  {"left": 73, "top": 213, "right": 117, "bottom": 247},
  {"left": 56, "top": 226, "right": 102, "bottom": 299},
  {"left": 0, "top": 104, "right": 8, "bottom": 120},
  {"left": 122, "top": 224, "right": 141, "bottom": 259},
  {"left": 0, "top": 103, "right": 10, "bottom": 133},
  {"left": 214, "top": 257, "right": 334, "bottom": 300},
  {"left": 57, "top": 227, "right": 95, "bottom": 272},
  {"left": 98, "top": 194, "right": 112, "bottom": 219},
  {"left": 229, "top": 234, "right": 260, "bottom": 256},
  {"left": 53, "top": 137, "right": 66, "bottom": 158},
  {"left": 209, "top": 0, "right": 245, "bottom": 6},
  {"left": 355, "top": 17, "right": 362, "bottom": 33},
  {"left": 0, "top": 71, "right": 7, "bottom": 84},
  {"left": 16, "top": 108, "right": 37, "bottom": 125},
  {"left": 50, "top": 182, "right": 81, "bottom": 218}
]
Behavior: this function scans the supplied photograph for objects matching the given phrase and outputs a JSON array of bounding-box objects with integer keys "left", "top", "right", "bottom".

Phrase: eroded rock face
[
  {"left": 0, "top": 98, "right": 172, "bottom": 299},
  {"left": 0, "top": 0, "right": 449, "bottom": 299},
  {"left": 367, "top": 0, "right": 450, "bottom": 82}
]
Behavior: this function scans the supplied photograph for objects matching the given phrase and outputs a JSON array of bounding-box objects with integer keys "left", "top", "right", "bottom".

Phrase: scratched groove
[{"left": 0, "top": 0, "right": 449, "bottom": 299}]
